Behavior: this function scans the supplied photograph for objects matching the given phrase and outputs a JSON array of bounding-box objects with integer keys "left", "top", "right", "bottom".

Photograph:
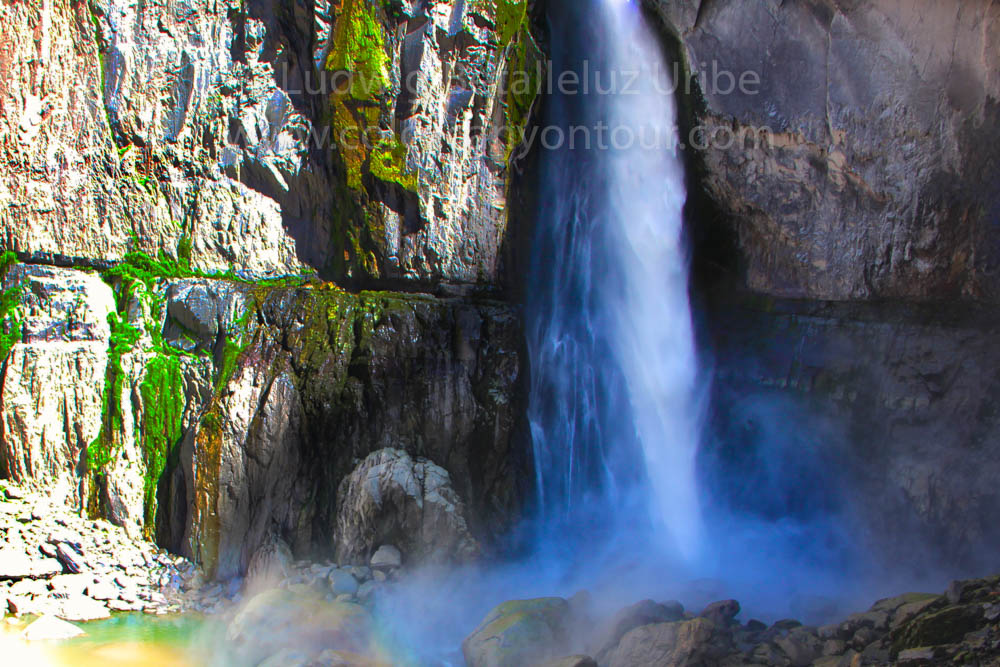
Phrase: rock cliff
[
  {"left": 645, "top": 0, "right": 1000, "bottom": 572},
  {"left": 0, "top": 0, "right": 538, "bottom": 577},
  {"left": 652, "top": 0, "right": 1000, "bottom": 302},
  {"left": 3, "top": 0, "right": 1000, "bottom": 587},
  {"left": 1, "top": 0, "right": 541, "bottom": 289}
]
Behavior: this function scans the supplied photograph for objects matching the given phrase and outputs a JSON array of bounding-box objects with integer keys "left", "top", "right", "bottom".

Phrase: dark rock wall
[
  {"left": 651, "top": 0, "right": 1000, "bottom": 302},
  {"left": 161, "top": 285, "right": 523, "bottom": 579},
  {"left": 638, "top": 0, "right": 1000, "bottom": 571},
  {"left": 701, "top": 295, "right": 1000, "bottom": 573}
]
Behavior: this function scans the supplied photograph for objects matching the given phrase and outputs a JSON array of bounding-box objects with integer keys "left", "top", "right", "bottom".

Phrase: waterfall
[{"left": 526, "top": 0, "right": 702, "bottom": 559}]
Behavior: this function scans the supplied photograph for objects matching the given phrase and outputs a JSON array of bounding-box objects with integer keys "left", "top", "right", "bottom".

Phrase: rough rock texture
[
  {"left": 607, "top": 618, "right": 720, "bottom": 667},
  {"left": 590, "top": 599, "right": 685, "bottom": 663},
  {"left": 0, "top": 265, "right": 114, "bottom": 502},
  {"left": 0, "top": 481, "right": 201, "bottom": 619},
  {"left": 702, "top": 294, "right": 1000, "bottom": 573},
  {"left": 0, "top": 0, "right": 540, "bottom": 290},
  {"left": 651, "top": 0, "right": 1000, "bottom": 302},
  {"left": 0, "top": 0, "right": 535, "bottom": 584},
  {"left": 463, "top": 597, "right": 571, "bottom": 667},
  {"left": 1, "top": 249, "right": 523, "bottom": 580},
  {"left": 162, "top": 284, "right": 522, "bottom": 579},
  {"left": 467, "top": 576, "right": 1000, "bottom": 666},
  {"left": 245, "top": 533, "right": 294, "bottom": 588},
  {"left": 334, "top": 448, "right": 479, "bottom": 566}
]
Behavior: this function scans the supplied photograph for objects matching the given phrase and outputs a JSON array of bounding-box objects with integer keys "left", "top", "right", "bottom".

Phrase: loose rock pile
[
  {"left": 239, "top": 536, "right": 403, "bottom": 611},
  {"left": 0, "top": 482, "right": 200, "bottom": 620},
  {"left": 464, "top": 575, "right": 1000, "bottom": 667},
  {"left": 212, "top": 539, "right": 408, "bottom": 665}
]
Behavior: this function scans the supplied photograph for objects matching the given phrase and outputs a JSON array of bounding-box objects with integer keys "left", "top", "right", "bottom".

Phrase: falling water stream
[
  {"left": 13, "top": 1, "right": 897, "bottom": 664},
  {"left": 526, "top": 0, "right": 702, "bottom": 560}
]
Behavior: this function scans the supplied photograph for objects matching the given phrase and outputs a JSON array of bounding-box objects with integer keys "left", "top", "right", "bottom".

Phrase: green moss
[
  {"left": 0, "top": 252, "right": 25, "bottom": 363},
  {"left": 86, "top": 285, "right": 143, "bottom": 472},
  {"left": 85, "top": 250, "right": 281, "bottom": 527},
  {"left": 369, "top": 135, "right": 418, "bottom": 191},
  {"left": 138, "top": 353, "right": 185, "bottom": 538},
  {"left": 325, "top": 0, "right": 390, "bottom": 100},
  {"left": 503, "top": 26, "right": 541, "bottom": 161},
  {"left": 471, "top": 0, "right": 528, "bottom": 47}
]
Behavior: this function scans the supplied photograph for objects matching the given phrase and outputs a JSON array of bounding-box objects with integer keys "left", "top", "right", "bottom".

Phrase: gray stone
[
  {"left": 328, "top": 569, "right": 360, "bottom": 597},
  {"left": 775, "top": 628, "right": 822, "bottom": 666},
  {"left": 463, "top": 598, "right": 571, "bottom": 667},
  {"left": 86, "top": 579, "right": 121, "bottom": 601},
  {"left": 56, "top": 595, "right": 111, "bottom": 622},
  {"left": 21, "top": 614, "right": 86, "bottom": 641},
  {"left": 9, "top": 577, "right": 48, "bottom": 598},
  {"left": 356, "top": 581, "right": 378, "bottom": 605},
  {"left": 0, "top": 549, "right": 62, "bottom": 579},
  {"left": 246, "top": 534, "right": 294, "bottom": 588},
  {"left": 49, "top": 574, "right": 93, "bottom": 598},
  {"left": 369, "top": 545, "right": 402, "bottom": 572},
  {"left": 227, "top": 589, "right": 374, "bottom": 664},
  {"left": 700, "top": 599, "right": 741, "bottom": 627},
  {"left": 606, "top": 618, "right": 720, "bottom": 667},
  {"left": 592, "top": 599, "right": 685, "bottom": 662},
  {"left": 55, "top": 543, "right": 86, "bottom": 574},
  {"left": 338, "top": 450, "right": 480, "bottom": 567}
]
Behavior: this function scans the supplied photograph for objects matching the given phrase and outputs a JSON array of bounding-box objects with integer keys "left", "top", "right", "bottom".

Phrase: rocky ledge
[
  {"left": 464, "top": 576, "right": 1000, "bottom": 667},
  {"left": 0, "top": 481, "right": 199, "bottom": 620}
]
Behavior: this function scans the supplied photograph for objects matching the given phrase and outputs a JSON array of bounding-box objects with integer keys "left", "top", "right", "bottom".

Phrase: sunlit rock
[
  {"left": 335, "top": 449, "right": 480, "bottom": 566},
  {"left": 20, "top": 614, "right": 85, "bottom": 641}
]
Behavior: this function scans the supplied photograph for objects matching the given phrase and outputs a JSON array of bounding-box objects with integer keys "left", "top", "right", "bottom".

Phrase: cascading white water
[{"left": 527, "top": 0, "right": 702, "bottom": 559}]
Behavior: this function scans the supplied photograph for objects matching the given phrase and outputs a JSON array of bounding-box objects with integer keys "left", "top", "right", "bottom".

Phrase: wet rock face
[
  {"left": 163, "top": 285, "right": 523, "bottom": 579},
  {"left": 704, "top": 296, "right": 1000, "bottom": 573},
  {"left": 652, "top": 0, "right": 1000, "bottom": 302}
]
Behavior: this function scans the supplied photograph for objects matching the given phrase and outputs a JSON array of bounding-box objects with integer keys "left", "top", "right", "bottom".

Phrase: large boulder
[
  {"left": 591, "top": 599, "right": 685, "bottom": 663},
  {"left": 463, "top": 598, "right": 571, "bottom": 667},
  {"left": 227, "top": 589, "right": 377, "bottom": 664},
  {"left": 605, "top": 618, "right": 722, "bottom": 667},
  {"left": 245, "top": 534, "right": 294, "bottom": 590},
  {"left": 20, "top": 615, "right": 86, "bottom": 641},
  {"left": 335, "top": 448, "right": 480, "bottom": 566}
]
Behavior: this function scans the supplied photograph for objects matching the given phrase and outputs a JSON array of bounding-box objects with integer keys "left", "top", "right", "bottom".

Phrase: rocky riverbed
[
  {"left": 461, "top": 577, "right": 1000, "bottom": 667},
  {"left": 6, "top": 476, "right": 1000, "bottom": 666}
]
